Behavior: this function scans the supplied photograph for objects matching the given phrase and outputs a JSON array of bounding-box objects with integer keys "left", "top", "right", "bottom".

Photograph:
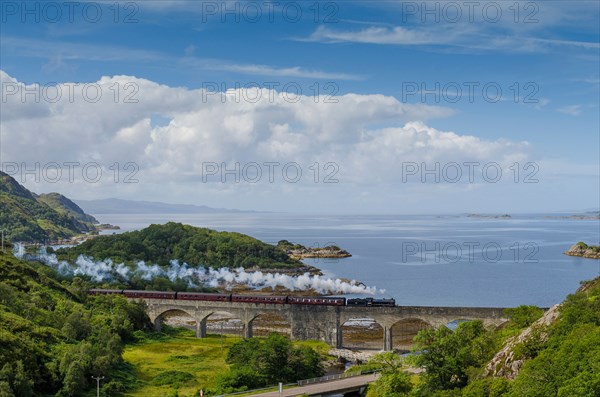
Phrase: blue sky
[{"left": 1, "top": 1, "right": 599, "bottom": 213}]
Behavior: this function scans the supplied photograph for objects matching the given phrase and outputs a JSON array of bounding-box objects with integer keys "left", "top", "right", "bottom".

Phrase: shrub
[{"left": 151, "top": 371, "right": 194, "bottom": 386}]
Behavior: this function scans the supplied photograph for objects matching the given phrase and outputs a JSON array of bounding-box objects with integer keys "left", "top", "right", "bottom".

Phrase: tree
[
  {"left": 216, "top": 367, "right": 267, "bottom": 392},
  {"left": 503, "top": 306, "right": 544, "bottom": 329},
  {"left": 11, "top": 362, "right": 33, "bottom": 397},
  {"left": 356, "top": 352, "right": 413, "bottom": 397},
  {"left": 0, "top": 362, "right": 33, "bottom": 397},
  {"left": 220, "top": 334, "right": 324, "bottom": 392},
  {"left": 58, "top": 360, "right": 87, "bottom": 397},
  {"left": 289, "top": 345, "right": 324, "bottom": 381},
  {"left": 557, "top": 371, "right": 600, "bottom": 397},
  {"left": 412, "top": 321, "right": 495, "bottom": 392},
  {"left": 371, "top": 371, "right": 412, "bottom": 397},
  {"left": 0, "top": 381, "right": 15, "bottom": 397},
  {"left": 259, "top": 333, "right": 294, "bottom": 383},
  {"left": 369, "top": 352, "right": 404, "bottom": 372},
  {"left": 62, "top": 311, "right": 92, "bottom": 341}
]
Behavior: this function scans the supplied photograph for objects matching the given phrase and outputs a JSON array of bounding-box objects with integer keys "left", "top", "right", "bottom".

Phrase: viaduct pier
[{"left": 135, "top": 298, "right": 509, "bottom": 351}]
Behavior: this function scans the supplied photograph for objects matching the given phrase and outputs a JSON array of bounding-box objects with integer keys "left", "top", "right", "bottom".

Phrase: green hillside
[
  {"left": 504, "top": 278, "right": 600, "bottom": 397},
  {"left": 57, "top": 222, "right": 303, "bottom": 269},
  {"left": 36, "top": 193, "right": 98, "bottom": 230},
  {"left": 0, "top": 172, "right": 97, "bottom": 242},
  {"left": 0, "top": 248, "right": 149, "bottom": 396},
  {"left": 358, "top": 277, "right": 600, "bottom": 397}
]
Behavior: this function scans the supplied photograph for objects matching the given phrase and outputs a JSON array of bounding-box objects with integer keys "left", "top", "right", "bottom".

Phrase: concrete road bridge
[
  {"left": 245, "top": 373, "right": 379, "bottom": 397},
  {"left": 133, "top": 297, "right": 510, "bottom": 351}
]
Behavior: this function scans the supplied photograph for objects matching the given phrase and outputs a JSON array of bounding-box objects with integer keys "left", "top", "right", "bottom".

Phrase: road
[{"left": 249, "top": 373, "right": 379, "bottom": 397}]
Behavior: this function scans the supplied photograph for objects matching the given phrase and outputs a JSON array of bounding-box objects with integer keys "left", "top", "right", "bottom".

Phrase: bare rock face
[
  {"left": 564, "top": 243, "right": 600, "bottom": 259},
  {"left": 485, "top": 304, "right": 561, "bottom": 380},
  {"left": 328, "top": 348, "right": 378, "bottom": 363}
]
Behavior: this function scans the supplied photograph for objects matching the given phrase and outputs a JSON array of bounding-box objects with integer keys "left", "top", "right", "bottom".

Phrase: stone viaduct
[{"left": 135, "top": 298, "right": 510, "bottom": 351}]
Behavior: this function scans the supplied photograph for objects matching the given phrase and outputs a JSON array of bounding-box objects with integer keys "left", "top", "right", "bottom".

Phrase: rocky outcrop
[
  {"left": 97, "top": 224, "right": 121, "bottom": 230},
  {"left": 328, "top": 348, "right": 378, "bottom": 363},
  {"left": 564, "top": 243, "right": 600, "bottom": 259},
  {"left": 287, "top": 247, "right": 352, "bottom": 259},
  {"left": 277, "top": 240, "right": 351, "bottom": 259},
  {"left": 485, "top": 304, "right": 561, "bottom": 380}
]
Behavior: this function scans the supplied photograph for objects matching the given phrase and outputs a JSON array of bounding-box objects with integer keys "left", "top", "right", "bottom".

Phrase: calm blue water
[{"left": 95, "top": 213, "right": 600, "bottom": 308}]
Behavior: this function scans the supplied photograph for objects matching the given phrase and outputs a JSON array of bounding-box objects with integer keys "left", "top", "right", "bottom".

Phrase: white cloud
[
  {"left": 216, "top": 64, "right": 363, "bottom": 81},
  {"left": 301, "top": 1, "right": 600, "bottom": 55},
  {"left": 304, "top": 25, "right": 600, "bottom": 53},
  {"left": 557, "top": 105, "right": 583, "bottom": 116},
  {"left": 1, "top": 71, "right": 537, "bottom": 211},
  {"left": 306, "top": 26, "right": 446, "bottom": 45}
]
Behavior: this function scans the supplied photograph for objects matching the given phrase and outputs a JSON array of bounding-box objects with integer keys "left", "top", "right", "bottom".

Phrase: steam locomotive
[
  {"left": 347, "top": 297, "right": 396, "bottom": 307},
  {"left": 89, "top": 289, "right": 396, "bottom": 307}
]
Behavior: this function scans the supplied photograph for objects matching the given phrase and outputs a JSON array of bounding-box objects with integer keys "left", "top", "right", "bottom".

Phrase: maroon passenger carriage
[
  {"left": 177, "top": 292, "right": 231, "bottom": 301},
  {"left": 288, "top": 296, "right": 346, "bottom": 306},
  {"left": 88, "top": 290, "right": 353, "bottom": 306},
  {"left": 89, "top": 289, "right": 123, "bottom": 296},
  {"left": 123, "top": 290, "right": 177, "bottom": 299},
  {"left": 231, "top": 295, "right": 288, "bottom": 304}
]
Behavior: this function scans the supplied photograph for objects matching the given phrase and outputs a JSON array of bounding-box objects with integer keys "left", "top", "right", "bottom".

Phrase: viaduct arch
[{"left": 138, "top": 297, "right": 510, "bottom": 351}]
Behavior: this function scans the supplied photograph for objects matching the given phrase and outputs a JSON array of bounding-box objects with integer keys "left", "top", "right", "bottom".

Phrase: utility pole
[
  {"left": 220, "top": 321, "right": 224, "bottom": 353},
  {"left": 91, "top": 376, "right": 104, "bottom": 397}
]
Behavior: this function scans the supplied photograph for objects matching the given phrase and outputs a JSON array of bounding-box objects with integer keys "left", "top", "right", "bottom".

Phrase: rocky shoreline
[
  {"left": 564, "top": 243, "right": 600, "bottom": 259},
  {"left": 21, "top": 223, "right": 121, "bottom": 248},
  {"left": 277, "top": 240, "right": 352, "bottom": 260},
  {"left": 98, "top": 223, "right": 121, "bottom": 230},
  {"left": 288, "top": 248, "right": 352, "bottom": 260}
]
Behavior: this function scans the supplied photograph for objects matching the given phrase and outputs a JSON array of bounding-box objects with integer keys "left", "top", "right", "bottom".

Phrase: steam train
[
  {"left": 89, "top": 289, "right": 396, "bottom": 307},
  {"left": 347, "top": 297, "right": 396, "bottom": 307}
]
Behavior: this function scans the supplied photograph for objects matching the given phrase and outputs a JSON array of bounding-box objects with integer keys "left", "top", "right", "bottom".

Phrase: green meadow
[
  {"left": 123, "top": 329, "right": 237, "bottom": 397},
  {"left": 122, "top": 328, "right": 331, "bottom": 397}
]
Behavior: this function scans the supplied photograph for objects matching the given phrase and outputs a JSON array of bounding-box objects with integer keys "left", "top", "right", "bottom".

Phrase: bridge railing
[
  {"left": 215, "top": 369, "right": 382, "bottom": 396},
  {"left": 214, "top": 383, "right": 297, "bottom": 397},
  {"left": 297, "top": 368, "right": 381, "bottom": 386}
]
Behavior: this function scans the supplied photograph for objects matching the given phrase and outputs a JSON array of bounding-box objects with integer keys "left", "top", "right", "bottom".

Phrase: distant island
[
  {"left": 277, "top": 240, "right": 352, "bottom": 259},
  {"left": 564, "top": 242, "right": 600, "bottom": 259},
  {"left": 467, "top": 213, "right": 511, "bottom": 219},
  {"left": 74, "top": 198, "right": 259, "bottom": 215},
  {"left": 546, "top": 211, "right": 600, "bottom": 220}
]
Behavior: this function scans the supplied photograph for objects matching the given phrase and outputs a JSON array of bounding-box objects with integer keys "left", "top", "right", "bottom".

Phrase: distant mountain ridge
[
  {"left": 0, "top": 171, "right": 98, "bottom": 242},
  {"left": 75, "top": 198, "right": 258, "bottom": 214}
]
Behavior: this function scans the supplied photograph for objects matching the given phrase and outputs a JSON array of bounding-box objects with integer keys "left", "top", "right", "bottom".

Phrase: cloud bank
[{"left": 1, "top": 71, "right": 535, "bottom": 211}]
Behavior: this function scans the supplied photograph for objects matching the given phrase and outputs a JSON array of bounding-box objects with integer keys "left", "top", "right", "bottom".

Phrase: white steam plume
[{"left": 12, "top": 244, "right": 384, "bottom": 295}]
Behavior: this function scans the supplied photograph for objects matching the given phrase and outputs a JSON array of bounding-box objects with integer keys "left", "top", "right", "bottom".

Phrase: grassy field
[
  {"left": 123, "top": 329, "right": 239, "bottom": 397},
  {"left": 122, "top": 328, "right": 332, "bottom": 397}
]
